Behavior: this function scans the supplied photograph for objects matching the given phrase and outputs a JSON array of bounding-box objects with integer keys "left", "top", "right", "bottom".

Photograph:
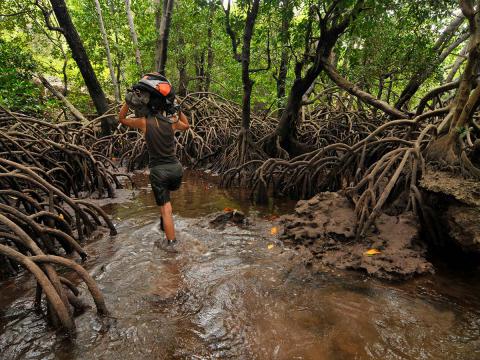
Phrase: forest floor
[{"left": 1, "top": 170, "right": 479, "bottom": 359}]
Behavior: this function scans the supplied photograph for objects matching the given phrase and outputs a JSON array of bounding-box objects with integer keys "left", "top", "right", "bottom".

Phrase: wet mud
[
  {"left": 280, "top": 192, "right": 433, "bottom": 280},
  {"left": 420, "top": 170, "right": 480, "bottom": 253},
  {"left": 1, "top": 171, "right": 479, "bottom": 359}
]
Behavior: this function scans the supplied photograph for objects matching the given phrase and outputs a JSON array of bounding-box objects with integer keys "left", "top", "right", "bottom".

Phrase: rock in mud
[
  {"left": 280, "top": 192, "right": 433, "bottom": 281},
  {"left": 208, "top": 209, "right": 248, "bottom": 229}
]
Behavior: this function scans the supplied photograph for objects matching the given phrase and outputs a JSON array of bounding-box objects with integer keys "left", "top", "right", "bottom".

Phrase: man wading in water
[{"left": 118, "top": 73, "right": 189, "bottom": 245}]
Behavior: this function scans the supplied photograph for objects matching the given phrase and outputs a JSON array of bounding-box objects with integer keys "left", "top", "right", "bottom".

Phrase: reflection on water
[{"left": 0, "top": 171, "right": 479, "bottom": 359}]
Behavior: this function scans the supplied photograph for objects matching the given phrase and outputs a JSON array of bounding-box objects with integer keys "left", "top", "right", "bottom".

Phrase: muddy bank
[
  {"left": 420, "top": 170, "right": 480, "bottom": 253},
  {"left": 280, "top": 192, "right": 433, "bottom": 281}
]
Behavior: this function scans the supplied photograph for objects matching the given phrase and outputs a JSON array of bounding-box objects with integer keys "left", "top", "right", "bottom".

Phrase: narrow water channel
[{"left": 1, "top": 171, "right": 479, "bottom": 359}]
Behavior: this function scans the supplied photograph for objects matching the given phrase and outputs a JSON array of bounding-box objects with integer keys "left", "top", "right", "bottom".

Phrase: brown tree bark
[
  {"left": 205, "top": 3, "right": 215, "bottom": 93},
  {"left": 240, "top": 0, "right": 260, "bottom": 130},
  {"left": 427, "top": 0, "right": 480, "bottom": 167},
  {"left": 155, "top": 0, "right": 175, "bottom": 75},
  {"left": 108, "top": 0, "right": 123, "bottom": 99},
  {"left": 224, "top": 0, "right": 261, "bottom": 131},
  {"left": 275, "top": 0, "right": 293, "bottom": 102},
  {"left": 195, "top": 3, "right": 216, "bottom": 93},
  {"left": 177, "top": 33, "right": 188, "bottom": 96},
  {"left": 49, "top": 0, "right": 114, "bottom": 135},
  {"left": 273, "top": 1, "right": 365, "bottom": 156},
  {"left": 194, "top": 50, "right": 205, "bottom": 92}
]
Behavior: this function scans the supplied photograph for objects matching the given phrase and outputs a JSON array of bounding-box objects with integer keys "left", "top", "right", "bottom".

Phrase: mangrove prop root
[
  {"left": 114, "top": 93, "right": 476, "bottom": 237},
  {"left": 2, "top": 89, "right": 478, "bottom": 333},
  {"left": 0, "top": 108, "right": 123, "bottom": 332}
]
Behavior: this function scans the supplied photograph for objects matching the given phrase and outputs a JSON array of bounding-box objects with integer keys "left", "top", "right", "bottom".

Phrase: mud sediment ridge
[{"left": 280, "top": 192, "right": 433, "bottom": 280}]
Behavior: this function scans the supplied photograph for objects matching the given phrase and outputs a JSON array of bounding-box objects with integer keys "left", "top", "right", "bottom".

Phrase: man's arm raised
[
  {"left": 172, "top": 111, "right": 189, "bottom": 132},
  {"left": 118, "top": 103, "right": 146, "bottom": 132}
]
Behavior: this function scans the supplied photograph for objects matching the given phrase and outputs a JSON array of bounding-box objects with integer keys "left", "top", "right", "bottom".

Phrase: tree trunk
[
  {"left": 49, "top": 0, "right": 113, "bottom": 135},
  {"left": 223, "top": 0, "right": 260, "bottom": 130},
  {"left": 94, "top": 0, "right": 120, "bottom": 104},
  {"left": 194, "top": 50, "right": 205, "bottom": 92},
  {"left": 277, "top": 50, "right": 288, "bottom": 100},
  {"left": 240, "top": 0, "right": 260, "bottom": 130},
  {"left": 59, "top": 39, "right": 68, "bottom": 96},
  {"left": 276, "top": 0, "right": 293, "bottom": 103},
  {"left": 124, "top": 0, "right": 143, "bottom": 75},
  {"left": 108, "top": 0, "right": 123, "bottom": 99},
  {"left": 276, "top": 67, "right": 319, "bottom": 154},
  {"left": 155, "top": 0, "right": 175, "bottom": 75},
  {"left": 177, "top": 33, "right": 188, "bottom": 96},
  {"left": 427, "top": 0, "right": 480, "bottom": 167},
  {"left": 155, "top": 0, "right": 162, "bottom": 65},
  {"left": 205, "top": 3, "right": 215, "bottom": 93},
  {"left": 386, "top": 74, "right": 394, "bottom": 103},
  {"left": 273, "top": 1, "right": 365, "bottom": 155},
  {"left": 178, "top": 66, "right": 188, "bottom": 96}
]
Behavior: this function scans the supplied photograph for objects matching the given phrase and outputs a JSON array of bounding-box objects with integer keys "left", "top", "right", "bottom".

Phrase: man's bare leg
[{"left": 159, "top": 202, "right": 176, "bottom": 242}]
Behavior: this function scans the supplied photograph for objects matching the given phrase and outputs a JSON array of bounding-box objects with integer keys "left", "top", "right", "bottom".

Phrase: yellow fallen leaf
[
  {"left": 270, "top": 227, "right": 278, "bottom": 235},
  {"left": 267, "top": 244, "right": 274, "bottom": 250},
  {"left": 364, "top": 249, "right": 381, "bottom": 256},
  {"left": 58, "top": 213, "right": 64, "bottom": 220}
]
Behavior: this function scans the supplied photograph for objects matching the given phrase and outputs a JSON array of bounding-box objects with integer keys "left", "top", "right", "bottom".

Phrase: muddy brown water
[{"left": 1, "top": 171, "right": 479, "bottom": 359}]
